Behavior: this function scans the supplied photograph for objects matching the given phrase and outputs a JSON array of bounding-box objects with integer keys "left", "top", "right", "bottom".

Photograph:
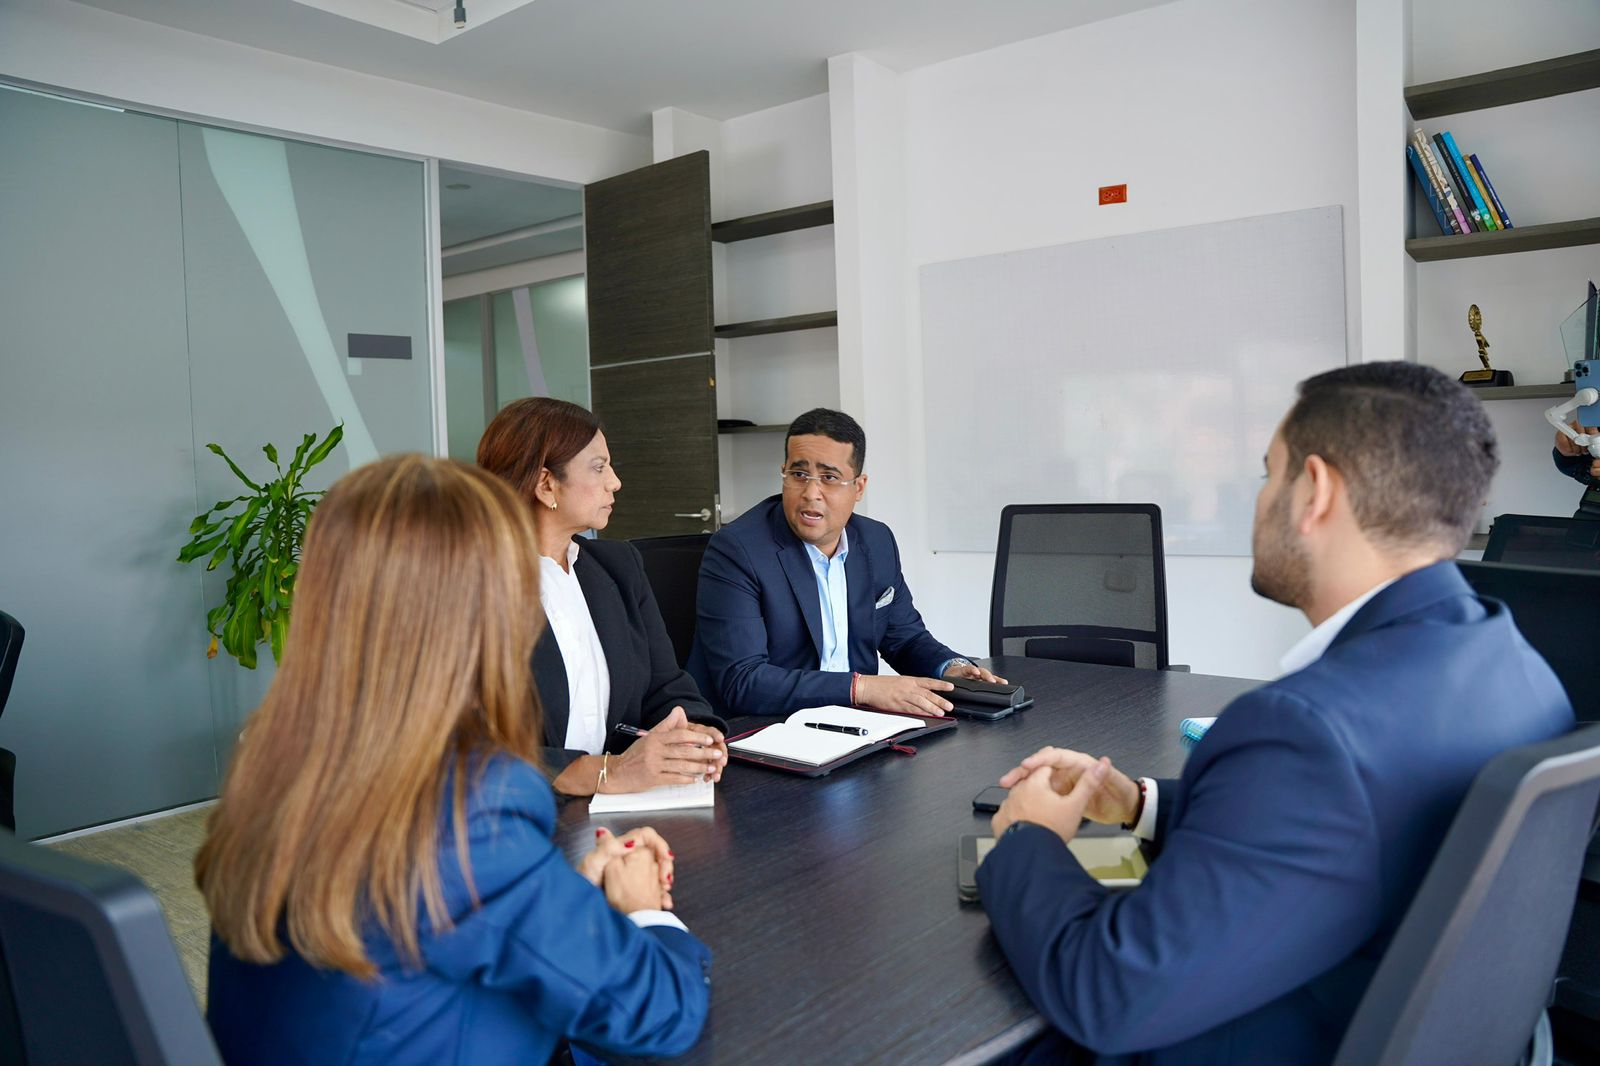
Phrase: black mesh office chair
[
  {"left": 1483, "top": 514, "right": 1600, "bottom": 571},
  {"left": 989, "top": 504, "right": 1172, "bottom": 670},
  {"left": 0, "top": 612, "right": 22, "bottom": 833},
  {"left": 1457, "top": 562, "right": 1600, "bottom": 723},
  {"left": 630, "top": 534, "right": 712, "bottom": 669},
  {"left": 0, "top": 831, "right": 220, "bottom": 1065},
  {"left": 1333, "top": 724, "right": 1600, "bottom": 1066}
]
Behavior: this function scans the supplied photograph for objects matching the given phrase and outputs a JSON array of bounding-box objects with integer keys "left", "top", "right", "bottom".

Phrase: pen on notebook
[{"left": 804, "top": 722, "right": 869, "bottom": 737}]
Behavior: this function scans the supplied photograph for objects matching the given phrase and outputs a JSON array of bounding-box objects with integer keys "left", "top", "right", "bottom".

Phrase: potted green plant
[{"left": 177, "top": 426, "right": 343, "bottom": 669}]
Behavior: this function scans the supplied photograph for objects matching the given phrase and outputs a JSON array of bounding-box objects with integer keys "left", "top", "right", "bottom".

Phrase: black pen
[
  {"left": 804, "top": 722, "right": 869, "bottom": 737},
  {"left": 613, "top": 723, "right": 648, "bottom": 738}
]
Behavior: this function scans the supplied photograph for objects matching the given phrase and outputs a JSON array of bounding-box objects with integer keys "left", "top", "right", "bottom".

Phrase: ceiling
[
  {"left": 67, "top": 0, "right": 1173, "bottom": 135},
  {"left": 438, "top": 162, "right": 582, "bottom": 277}
]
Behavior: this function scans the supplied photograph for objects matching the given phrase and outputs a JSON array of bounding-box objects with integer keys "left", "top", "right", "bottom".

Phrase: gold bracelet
[{"left": 597, "top": 753, "right": 609, "bottom": 794}]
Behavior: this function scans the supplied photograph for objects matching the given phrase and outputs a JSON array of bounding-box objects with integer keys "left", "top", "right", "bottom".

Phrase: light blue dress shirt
[{"left": 803, "top": 529, "right": 852, "bottom": 673}]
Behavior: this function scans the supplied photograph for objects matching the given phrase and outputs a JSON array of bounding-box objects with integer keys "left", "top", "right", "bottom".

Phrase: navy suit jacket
[
  {"left": 533, "top": 538, "right": 719, "bottom": 773},
  {"left": 208, "top": 754, "right": 711, "bottom": 1065},
  {"left": 977, "top": 562, "right": 1574, "bottom": 1065},
  {"left": 688, "top": 496, "right": 962, "bottom": 716}
]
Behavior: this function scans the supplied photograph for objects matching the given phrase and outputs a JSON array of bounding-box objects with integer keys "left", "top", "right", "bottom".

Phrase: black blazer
[{"left": 534, "top": 538, "right": 721, "bottom": 773}]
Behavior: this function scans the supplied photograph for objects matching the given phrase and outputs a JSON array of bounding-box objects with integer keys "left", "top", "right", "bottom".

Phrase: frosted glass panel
[
  {"left": 444, "top": 296, "right": 486, "bottom": 462},
  {"left": 0, "top": 88, "right": 217, "bottom": 838},
  {"left": 177, "top": 124, "right": 433, "bottom": 763},
  {"left": 491, "top": 276, "right": 590, "bottom": 409}
]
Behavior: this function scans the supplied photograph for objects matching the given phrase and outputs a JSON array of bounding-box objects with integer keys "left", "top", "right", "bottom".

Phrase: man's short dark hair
[
  {"left": 786, "top": 408, "right": 866, "bottom": 475},
  {"left": 1281, "top": 361, "right": 1498, "bottom": 553}
]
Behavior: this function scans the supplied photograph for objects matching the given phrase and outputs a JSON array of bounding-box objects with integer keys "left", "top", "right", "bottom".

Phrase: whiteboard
[{"left": 920, "top": 207, "right": 1347, "bottom": 555}]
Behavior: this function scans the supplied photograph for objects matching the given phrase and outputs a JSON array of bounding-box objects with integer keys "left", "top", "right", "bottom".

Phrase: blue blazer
[
  {"left": 207, "top": 754, "right": 711, "bottom": 1065},
  {"left": 688, "top": 496, "right": 962, "bottom": 716},
  {"left": 977, "top": 562, "right": 1573, "bottom": 1065}
]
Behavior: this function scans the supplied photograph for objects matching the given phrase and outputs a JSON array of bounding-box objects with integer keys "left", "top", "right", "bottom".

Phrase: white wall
[
  {"left": 838, "top": 0, "right": 1366, "bottom": 680},
  {"left": 0, "top": 0, "right": 649, "bottom": 184}
]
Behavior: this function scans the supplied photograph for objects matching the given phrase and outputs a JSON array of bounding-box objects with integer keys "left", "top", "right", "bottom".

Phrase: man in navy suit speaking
[
  {"left": 978, "top": 362, "right": 1573, "bottom": 1065},
  {"left": 689, "top": 408, "right": 1001, "bottom": 717}
]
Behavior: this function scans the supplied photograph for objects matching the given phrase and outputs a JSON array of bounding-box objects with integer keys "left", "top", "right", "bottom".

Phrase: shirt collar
[
  {"left": 803, "top": 526, "right": 849, "bottom": 568},
  {"left": 1278, "top": 577, "right": 1396, "bottom": 677},
  {"left": 541, "top": 539, "right": 582, "bottom": 572}
]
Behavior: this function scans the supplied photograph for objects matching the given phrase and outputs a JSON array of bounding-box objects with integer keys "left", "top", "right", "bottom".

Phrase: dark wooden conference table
[{"left": 555, "top": 656, "right": 1261, "bottom": 1065}]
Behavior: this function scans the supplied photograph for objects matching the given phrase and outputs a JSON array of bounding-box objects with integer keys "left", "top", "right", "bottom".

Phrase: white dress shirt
[
  {"left": 539, "top": 540, "right": 612, "bottom": 755},
  {"left": 1130, "top": 578, "right": 1397, "bottom": 842}
]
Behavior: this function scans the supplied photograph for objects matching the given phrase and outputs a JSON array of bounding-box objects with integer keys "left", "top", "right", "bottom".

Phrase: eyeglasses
[{"left": 780, "top": 469, "right": 861, "bottom": 492}]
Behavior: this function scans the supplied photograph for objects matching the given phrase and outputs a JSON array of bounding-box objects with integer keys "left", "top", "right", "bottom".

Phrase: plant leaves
[
  {"left": 303, "top": 424, "right": 344, "bottom": 469},
  {"left": 206, "top": 443, "right": 261, "bottom": 492},
  {"left": 177, "top": 530, "right": 228, "bottom": 563},
  {"left": 205, "top": 541, "right": 231, "bottom": 572},
  {"left": 263, "top": 442, "right": 279, "bottom": 467},
  {"left": 228, "top": 498, "right": 264, "bottom": 552},
  {"left": 270, "top": 612, "right": 289, "bottom": 663}
]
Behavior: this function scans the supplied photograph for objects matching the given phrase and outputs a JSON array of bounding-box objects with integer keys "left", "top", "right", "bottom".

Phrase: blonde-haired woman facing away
[{"left": 197, "top": 456, "right": 709, "bottom": 1065}]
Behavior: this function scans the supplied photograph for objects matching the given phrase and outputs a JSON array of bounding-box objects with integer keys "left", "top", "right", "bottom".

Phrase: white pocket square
[{"left": 874, "top": 587, "right": 896, "bottom": 609}]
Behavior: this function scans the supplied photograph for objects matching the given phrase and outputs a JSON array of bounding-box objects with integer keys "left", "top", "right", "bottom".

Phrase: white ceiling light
[{"left": 287, "top": 0, "right": 538, "bottom": 43}]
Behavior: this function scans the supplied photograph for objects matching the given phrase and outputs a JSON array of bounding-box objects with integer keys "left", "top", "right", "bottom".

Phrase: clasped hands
[
  {"left": 604, "top": 707, "right": 728, "bottom": 792},
  {"left": 576, "top": 826, "right": 677, "bottom": 913},
  {"left": 852, "top": 662, "right": 1008, "bottom": 718},
  {"left": 990, "top": 746, "right": 1142, "bottom": 846}
]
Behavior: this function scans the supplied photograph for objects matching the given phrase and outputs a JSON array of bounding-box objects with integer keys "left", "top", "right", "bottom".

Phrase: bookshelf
[
  {"left": 718, "top": 423, "right": 787, "bottom": 435},
  {"left": 1405, "top": 49, "right": 1600, "bottom": 263},
  {"left": 712, "top": 201, "right": 834, "bottom": 243},
  {"left": 715, "top": 311, "right": 838, "bottom": 338},
  {"left": 1404, "top": 49, "right": 1600, "bottom": 121}
]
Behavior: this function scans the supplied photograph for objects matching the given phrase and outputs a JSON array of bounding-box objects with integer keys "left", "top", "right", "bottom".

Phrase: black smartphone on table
[{"left": 972, "top": 785, "right": 1008, "bottom": 813}]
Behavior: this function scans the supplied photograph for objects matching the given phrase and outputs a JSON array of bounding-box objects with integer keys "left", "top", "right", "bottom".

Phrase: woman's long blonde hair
[{"left": 195, "top": 455, "right": 545, "bottom": 978}]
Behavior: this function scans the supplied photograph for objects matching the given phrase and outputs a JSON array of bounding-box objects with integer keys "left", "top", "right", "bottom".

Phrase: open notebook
[
  {"left": 728, "top": 706, "right": 932, "bottom": 768},
  {"left": 588, "top": 779, "right": 714, "bottom": 815}
]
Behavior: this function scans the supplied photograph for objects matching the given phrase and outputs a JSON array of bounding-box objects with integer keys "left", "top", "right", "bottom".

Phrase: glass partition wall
[{"left": 0, "top": 85, "right": 436, "bottom": 837}]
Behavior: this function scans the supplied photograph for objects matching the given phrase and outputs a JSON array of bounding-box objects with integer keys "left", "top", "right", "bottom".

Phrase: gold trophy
[{"left": 1460, "top": 304, "right": 1514, "bottom": 387}]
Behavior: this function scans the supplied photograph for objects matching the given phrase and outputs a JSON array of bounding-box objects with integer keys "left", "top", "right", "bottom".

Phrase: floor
[{"left": 47, "top": 805, "right": 213, "bottom": 1001}]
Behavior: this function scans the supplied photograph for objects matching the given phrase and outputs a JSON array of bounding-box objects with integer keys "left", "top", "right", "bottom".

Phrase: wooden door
[{"left": 585, "top": 151, "right": 719, "bottom": 540}]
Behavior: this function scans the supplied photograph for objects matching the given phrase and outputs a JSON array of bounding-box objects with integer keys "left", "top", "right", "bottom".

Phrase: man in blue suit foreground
[
  {"left": 689, "top": 408, "right": 1002, "bottom": 717},
  {"left": 979, "top": 362, "right": 1574, "bottom": 1065}
]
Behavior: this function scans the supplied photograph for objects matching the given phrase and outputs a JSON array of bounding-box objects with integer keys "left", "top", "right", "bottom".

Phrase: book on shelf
[
  {"left": 1409, "top": 128, "right": 1470, "bottom": 234},
  {"left": 1405, "top": 127, "right": 1515, "bottom": 238},
  {"left": 1446, "top": 130, "right": 1491, "bottom": 230},
  {"left": 1470, "top": 153, "right": 1513, "bottom": 230},
  {"left": 1407, "top": 144, "right": 1457, "bottom": 236}
]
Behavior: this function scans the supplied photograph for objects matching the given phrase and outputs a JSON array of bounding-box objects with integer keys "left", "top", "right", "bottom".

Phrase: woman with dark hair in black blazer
[{"left": 478, "top": 397, "right": 728, "bottom": 797}]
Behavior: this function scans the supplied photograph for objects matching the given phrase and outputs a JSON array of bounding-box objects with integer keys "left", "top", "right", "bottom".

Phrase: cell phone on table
[{"left": 972, "top": 786, "right": 1009, "bottom": 813}]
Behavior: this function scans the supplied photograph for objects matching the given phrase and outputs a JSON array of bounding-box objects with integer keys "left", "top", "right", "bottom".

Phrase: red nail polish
[
  {"left": 624, "top": 840, "right": 635, "bottom": 848},
  {"left": 668, "top": 851, "right": 675, "bottom": 857},
  {"left": 594, "top": 829, "right": 604, "bottom": 838},
  {"left": 668, "top": 874, "right": 674, "bottom": 884}
]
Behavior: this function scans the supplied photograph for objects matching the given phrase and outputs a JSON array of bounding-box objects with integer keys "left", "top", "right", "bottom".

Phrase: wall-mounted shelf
[
  {"left": 715, "top": 311, "right": 838, "bottom": 338},
  {"left": 1404, "top": 48, "right": 1600, "bottom": 120},
  {"left": 1406, "top": 217, "right": 1600, "bottom": 262},
  {"left": 718, "top": 424, "right": 787, "bottom": 435},
  {"left": 1471, "top": 383, "right": 1575, "bottom": 401},
  {"left": 712, "top": 201, "right": 834, "bottom": 243}
]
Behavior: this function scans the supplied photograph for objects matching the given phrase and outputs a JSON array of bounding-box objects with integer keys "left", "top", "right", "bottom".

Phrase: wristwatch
[
  {"left": 1002, "top": 820, "right": 1042, "bottom": 839},
  {"left": 946, "top": 657, "right": 974, "bottom": 672}
]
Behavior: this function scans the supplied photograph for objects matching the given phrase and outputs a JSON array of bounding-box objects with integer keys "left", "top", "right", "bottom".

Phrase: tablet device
[{"left": 958, "top": 833, "right": 1147, "bottom": 902}]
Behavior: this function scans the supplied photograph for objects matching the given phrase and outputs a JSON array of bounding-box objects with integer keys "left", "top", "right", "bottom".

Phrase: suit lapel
[
  {"left": 573, "top": 545, "right": 630, "bottom": 726},
  {"left": 844, "top": 524, "right": 875, "bottom": 671},
  {"left": 532, "top": 629, "right": 570, "bottom": 744},
  {"left": 771, "top": 505, "right": 826, "bottom": 661}
]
